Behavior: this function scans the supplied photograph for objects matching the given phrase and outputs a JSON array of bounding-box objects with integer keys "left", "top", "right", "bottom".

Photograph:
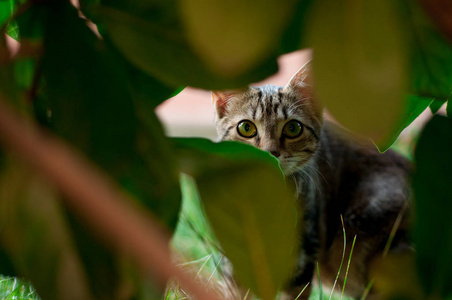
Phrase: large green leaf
[
  {"left": 413, "top": 115, "right": 452, "bottom": 297},
  {"left": 279, "top": 0, "right": 314, "bottom": 53},
  {"left": 174, "top": 138, "right": 298, "bottom": 300},
  {"left": 41, "top": 1, "right": 180, "bottom": 229},
  {"left": 179, "top": 0, "right": 296, "bottom": 77},
  {"left": 93, "top": 5, "right": 278, "bottom": 89},
  {"left": 405, "top": 0, "right": 452, "bottom": 101},
  {"left": 377, "top": 95, "right": 433, "bottom": 152},
  {"left": 0, "top": 159, "right": 92, "bottom": 300},
  {"left": 307, "top": 0, "right": 408, "bottom": 144},
  {"left": 0, "top": 1, "right": 12, "bottom": 28},
  {"left": 26, "top": 2, "right": 181, "bottom": 298}
]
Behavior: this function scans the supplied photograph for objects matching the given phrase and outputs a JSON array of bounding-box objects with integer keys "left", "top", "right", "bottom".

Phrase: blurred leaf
[
  {"left": 125, "top": 60, "right": 179, "bottom": 110},
  {"left": 376, "top": 96, "right": 432, "bottom": 152},
  {"left": 0, "top": 159, "right": 92, "bottom": 300},
  {"left": 308, "top": 0, "right": 408, "bottom": 144},
  {"left": 0, "top": 248, "right": 16, "bottom": 278},
  {"left": 41, "top": 1, "right": 180, "bottom": 229},
  {"left": 371, "top": 254, "right": 424, "bottom": 300},
  {"left": 180, "top": 0, "right": 296, "bottom": 77},
  {"left": 405, "top": 0, "right": 452, "bottom": 101},
  {"left": 0, "top": 1, "right": 12, "bottom": 27},
  {"left": 429, "top": 99, "right": 446, "bottom": 114},
  {"left": 279, "top": 0, "right": 314, "bottom": 53},
  {"left": 447, "top": 101, "right": 451, "bottom": 117},
  {"left": 34, "top": 2, "right": 181, "bottom": 298},
  {"left": 173, "top": 138, "right": 297, "bottom": 300},
  {"left": 95, "top": 6, "right": 278, "bottom": 89},
  {"left": 413, "top": 115, "right": 452, "bottom": 298},
  {"left": 174, "top": 137, "right": 281, "bottom": 175},
  {"left": 15, "top": 2, "right": 46, "bottom": 40}
]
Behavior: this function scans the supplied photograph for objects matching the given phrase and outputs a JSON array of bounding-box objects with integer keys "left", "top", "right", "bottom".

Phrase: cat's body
[{"left": 213, "top": 62, "right": 411, "bottom": 299}]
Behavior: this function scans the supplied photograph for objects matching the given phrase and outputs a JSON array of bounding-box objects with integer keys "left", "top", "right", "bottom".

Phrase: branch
[{"left": 0, "top": 94, "right": 225, "bottom": 300}]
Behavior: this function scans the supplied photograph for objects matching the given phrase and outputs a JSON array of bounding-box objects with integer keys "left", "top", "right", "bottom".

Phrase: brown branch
[
  {"left": 0, "top": 95, "right": 225, "bottom": 300},
  {"left": 420, "top": 0, "right": 452, "bottom": 44}
]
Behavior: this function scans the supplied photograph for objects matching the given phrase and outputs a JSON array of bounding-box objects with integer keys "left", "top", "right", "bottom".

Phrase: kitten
[{"left": 212, "top": 61, "right": 411, "bottom": 299}]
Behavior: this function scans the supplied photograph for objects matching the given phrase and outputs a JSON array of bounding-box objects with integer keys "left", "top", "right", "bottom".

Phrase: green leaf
[
  {"left": 371, "top": 254, "right": 424, "bottom": 300},
  {"left": 179, "top": 0, "right": 296, "bottom": 77},
  {"left": 31, "top": 2, "right": 181, "bottom": 298},
  {"left": 447, "top": 101, "right": 451, "bottom": 117},
  {"left": 41, "top": 1, "right": 180, "bottom": 229},
  {"left": 429, "top": 99, "right": 446, "bottom": 114},
  {"left": 173, "top": 137, "right": 281, "bottom": 175},
  {"left": 0, "top": 159, "right": 92, "bottom": 300},
  {"left": 0, "top": 1, "right": 12, "bottom": 28},
  {"left": 94, "top": 6, "right": 278, "bottom": 89},
  {"left": 376, "top": 95, "right": 432, "bottom": 152},
  {"left": 405, "top": 0, "right": 452, "bottom": 101},
  {"left": 413, "top": 115, "right": 452, "bottom": 297},
  {"left": 307, "top": 0, "right": 408, "bottom": 144},
  {"left": 173, "top": 138, "right": 297, "bottom": 300},
  {"left": 279, "top": 0, "right": 314, "bottom": 53}
]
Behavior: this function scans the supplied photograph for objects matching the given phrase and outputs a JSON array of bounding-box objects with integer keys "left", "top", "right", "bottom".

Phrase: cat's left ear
[
  {"left": 211, "top": 89, "right": 244, "bottom": 119},
  {"left": 284, "top": 60, "right": 312, "bottom": 97},
  {"left": 284, "top": 60, "right": 322, "bottom": 115}
]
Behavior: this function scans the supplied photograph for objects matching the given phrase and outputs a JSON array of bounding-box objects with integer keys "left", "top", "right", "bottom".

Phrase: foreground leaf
[
  {"left": 95, "top": 6, "right": 278, "bottom": 89},
  {"left": 413, "top": 115, "right": 452, "bottom": 298},
  {"left": 174, "top": 138, "right": 297, "bottom": 300},
  {"left": 308, "top": 0, "right": 408, "bottom": 144},
  {"left": 376, "top": 95, "right": 432, "bottom": 152},
  {"left": 371, "top": 254, "right": 424, "bottom": 300},
  {"left": 406, "top": 0, "right": 452, "bottom": 102},
  {"left": 180, "top": 0, "right": 296, "bottom": 77},
  {"left": 0, "top": 159, "right": 92, "bottom": 300}
]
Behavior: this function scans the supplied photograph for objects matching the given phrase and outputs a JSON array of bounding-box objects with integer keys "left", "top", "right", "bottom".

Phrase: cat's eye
[
  {"left": 283, "top": 120, "right": 303, "bottom": 139},
  {"left": 237, "top": 120, "right": 257, "bottom": 138}
]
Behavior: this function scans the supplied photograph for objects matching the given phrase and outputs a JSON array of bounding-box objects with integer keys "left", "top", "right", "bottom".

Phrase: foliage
[{"left": 0, "top": 0, "right": 451, "bottom": 299}]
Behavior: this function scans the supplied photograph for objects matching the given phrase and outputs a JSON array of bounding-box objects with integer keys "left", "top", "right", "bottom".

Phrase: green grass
[{"left": 0, "top": 276, "right": 39, "bottom": 300}]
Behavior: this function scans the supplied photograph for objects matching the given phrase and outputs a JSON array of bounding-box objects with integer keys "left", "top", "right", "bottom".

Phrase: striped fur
[{"left": 213, "top": 62, "right": 411, "bottom": 299}]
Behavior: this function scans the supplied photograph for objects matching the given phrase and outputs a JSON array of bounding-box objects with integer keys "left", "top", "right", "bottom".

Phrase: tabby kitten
[{"left": 212, "top": 61, "right": 411, "bottom": 299}]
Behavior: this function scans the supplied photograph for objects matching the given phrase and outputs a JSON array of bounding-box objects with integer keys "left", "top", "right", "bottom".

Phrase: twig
[{"left": 0, "top": 94, "right": 224, "bottom": 300}]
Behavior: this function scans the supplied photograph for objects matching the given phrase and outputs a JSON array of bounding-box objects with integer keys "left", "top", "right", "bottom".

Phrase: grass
[{"left": 0, "top": 276, "right": 39, "bottom": 300}]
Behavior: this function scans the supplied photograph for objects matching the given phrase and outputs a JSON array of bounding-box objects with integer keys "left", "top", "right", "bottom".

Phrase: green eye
[
  {"left": 237, "top": 120, "right": 257, "bottom": 138},
  {"left": 283, "top": 120, "right": 303, "bottom": 139}
]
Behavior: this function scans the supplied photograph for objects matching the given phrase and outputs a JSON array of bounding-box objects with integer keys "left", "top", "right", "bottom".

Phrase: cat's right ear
[{"left": 211, "top": 90, "right": 242, "bottom": 119}]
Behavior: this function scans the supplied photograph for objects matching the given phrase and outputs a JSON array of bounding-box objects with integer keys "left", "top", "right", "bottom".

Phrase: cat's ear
[
  {"left": 211, "top": 89, "right": 244, "bottom": 119},
  {"left": 284, "top": 60, "right": 312, "bottom": 97},
  {"left": 284, "top": 60, "right": 322, "bottom": 116}
]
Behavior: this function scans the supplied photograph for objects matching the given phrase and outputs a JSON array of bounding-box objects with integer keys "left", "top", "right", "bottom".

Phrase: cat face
[{"left": 213, "top": 61, "right": 323, "bottom": 175}]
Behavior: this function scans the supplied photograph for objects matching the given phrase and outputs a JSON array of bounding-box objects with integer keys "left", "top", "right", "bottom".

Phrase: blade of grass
[
  {"left": 196, "top": 255, "right": 213, "bottom": 278},
  {"left": 206, "top": 255, "right": 223, "bottom": 286},
  {"left": 243, "top": 288, "right": 250, "bottom": 300},
  {"left": 382, "top": 202, "right": 407, "bottom": 257},
  {"left": 341, "top": 235, "right": 357, "bottom": 300},
  {"left": 317, "top": 262, "right": 323, "bottom": 300},
  {"left": 329, "top": 215, "right": 347, "bottom": 299},
  {"left": 360, "top": 279, "right": 374, "bottom": 300},
  {"left": 295, "top": 282, "right": 310, "bottom": 300}
]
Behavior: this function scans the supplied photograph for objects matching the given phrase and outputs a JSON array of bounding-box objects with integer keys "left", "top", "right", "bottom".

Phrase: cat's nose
[{"left": 270, "top": 150, "right": 280, "bottom": 158}]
